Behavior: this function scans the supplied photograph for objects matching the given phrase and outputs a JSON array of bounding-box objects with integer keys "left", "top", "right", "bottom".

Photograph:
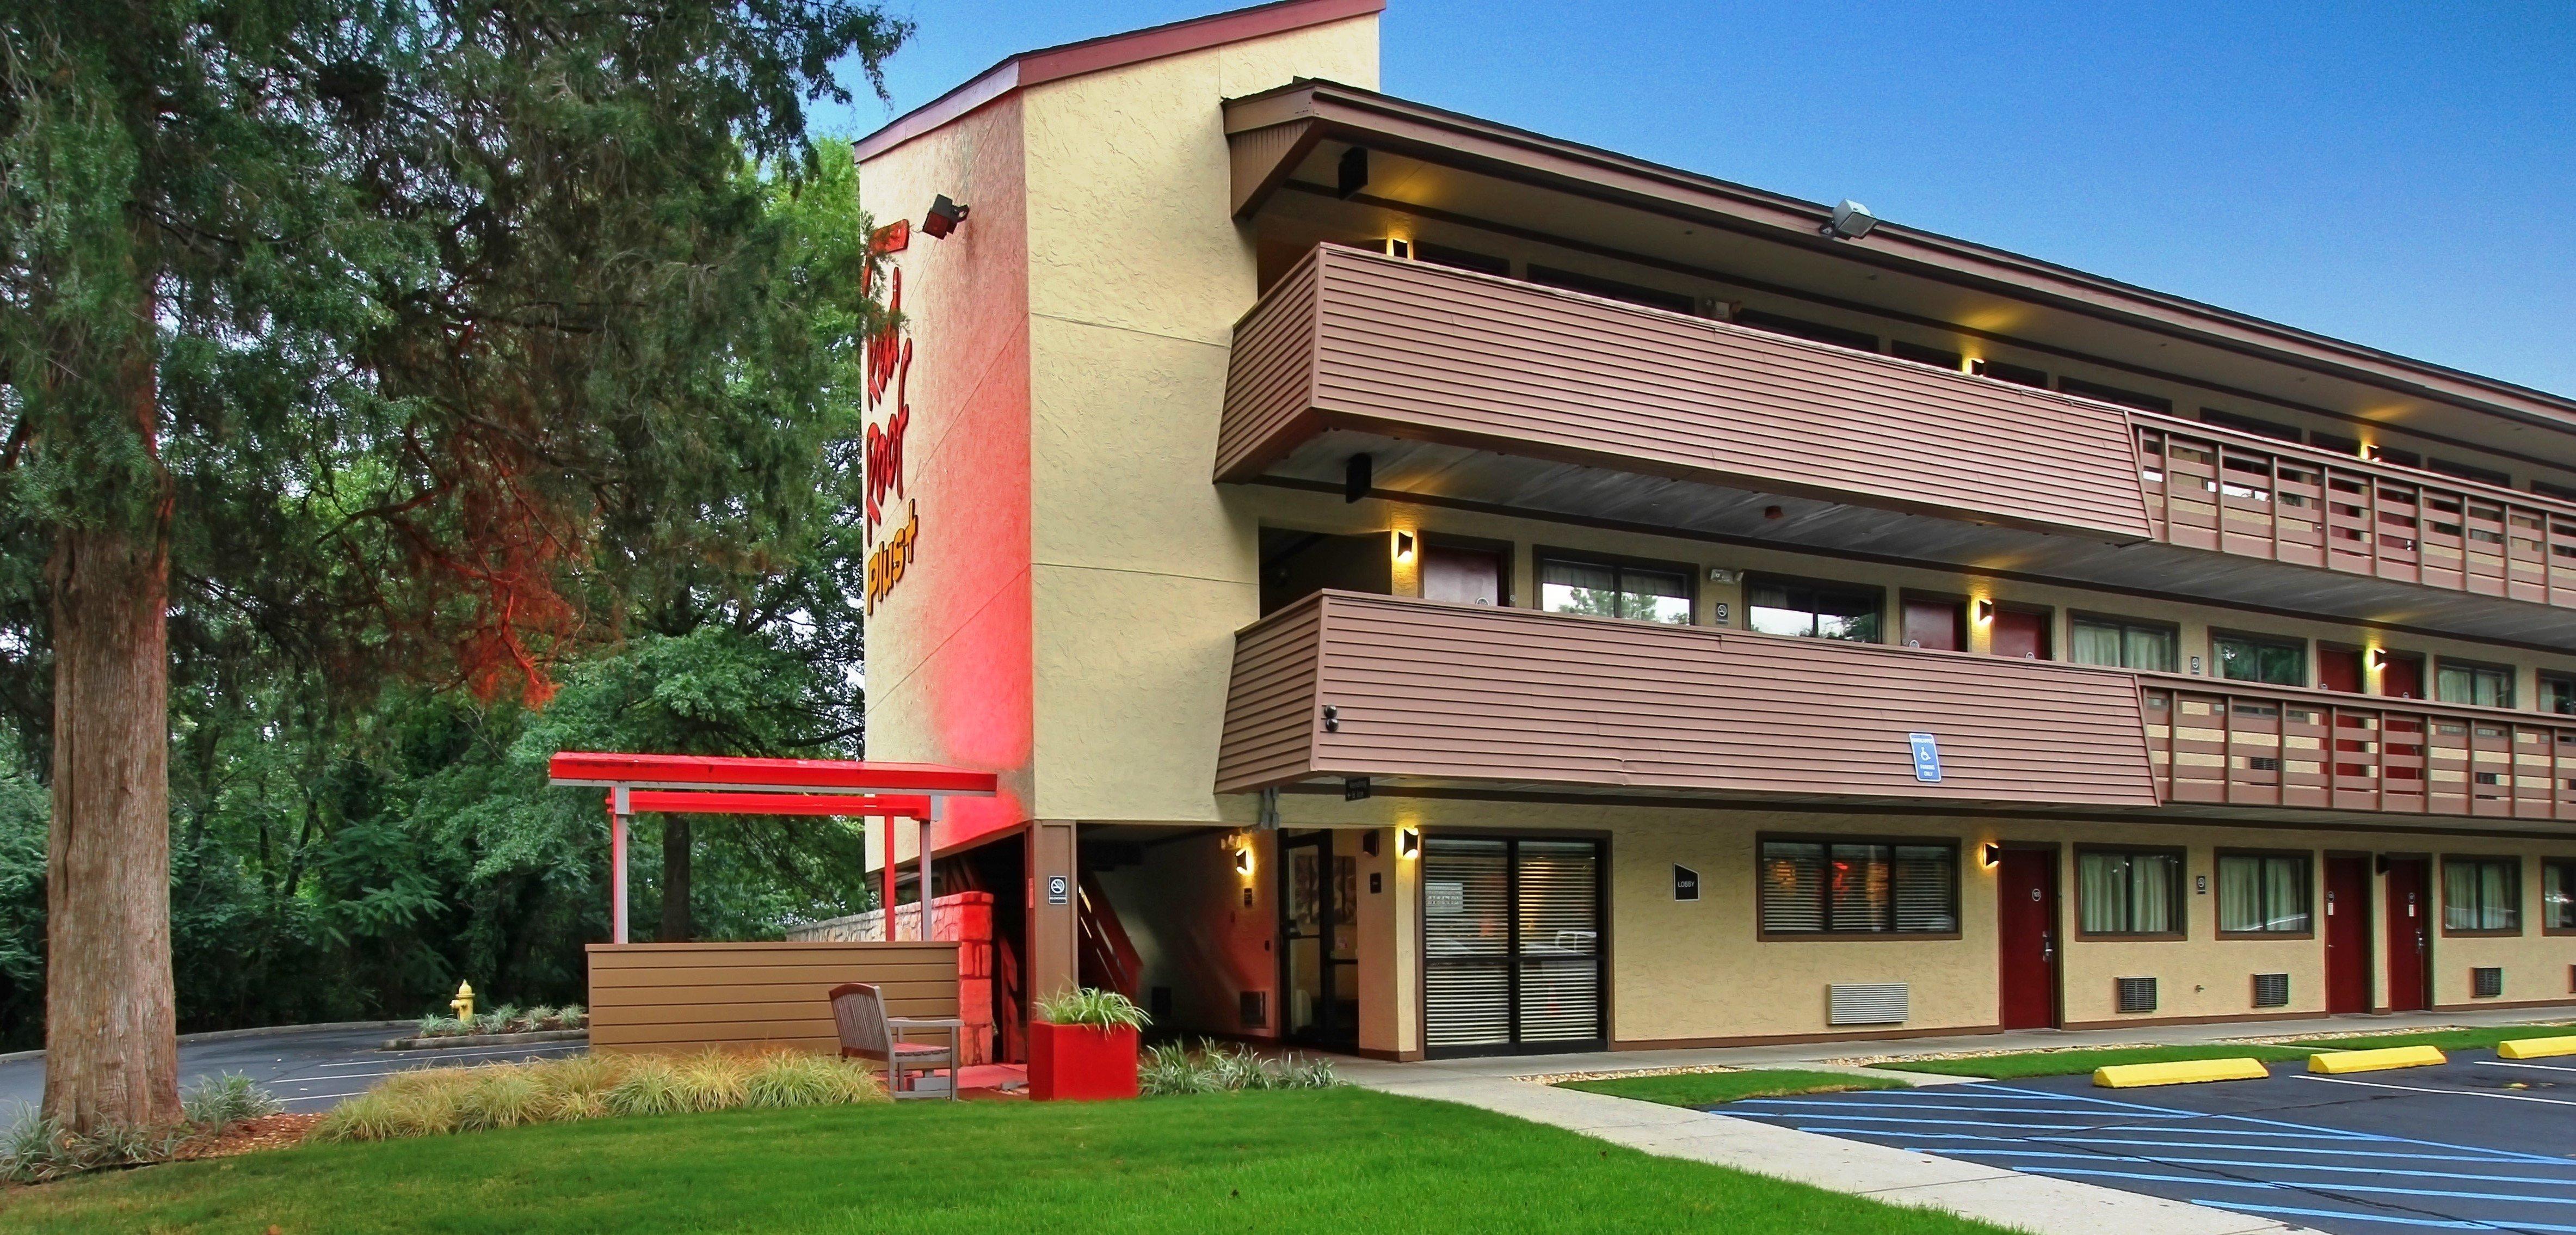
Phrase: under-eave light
[{"left": 922, "top": 194, "right": 971, "bottom": 239}]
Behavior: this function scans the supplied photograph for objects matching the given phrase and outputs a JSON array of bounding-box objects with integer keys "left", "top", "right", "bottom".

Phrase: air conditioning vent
[
  {"left": 2116, "top": 976, "right": 2159, "bottom": 1014},
  {"left": 2252, "top": 973, "right": 2290, "bottom": 1009},
  {"left": 1239, "top": 990, "right": 1268, "bottom": 1029},
  {"left": 2472, "top": 967, "right": 2504, "bottom": 1000},
  {"left": 1827, "top": 982, "right": 1909, "bottom": 1026}
]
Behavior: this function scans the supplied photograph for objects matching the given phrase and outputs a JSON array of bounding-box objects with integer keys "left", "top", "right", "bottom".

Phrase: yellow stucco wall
[{"left": 1019, "top": 17, "right": 1378, "bottom": 824}]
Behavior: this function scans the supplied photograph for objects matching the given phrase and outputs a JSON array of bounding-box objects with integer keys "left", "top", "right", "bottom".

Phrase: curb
[
  {"left": 0, "top": 1019, "right": 418, "bottom": 1065},
  {"left": 381, "top": 1029, "right": 589, "bottom": 1052}
]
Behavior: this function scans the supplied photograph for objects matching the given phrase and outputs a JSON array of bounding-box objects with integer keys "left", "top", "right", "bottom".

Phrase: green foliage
[
  {"left": 0, "top": 1114, "right": 190, "bottom": 1185},
  {"left": 1137, "top": 1041, "right": 1337, "bottom": 1096},
  {"left": 179, "top": 1073, "right": 283, "bottom": 1128},
  {"left": 309, "top": 1049, "right": 885, "bottom": 1142},
  {"left": 1032, "top": 987, "right": 1151, "bottom": 1031}
]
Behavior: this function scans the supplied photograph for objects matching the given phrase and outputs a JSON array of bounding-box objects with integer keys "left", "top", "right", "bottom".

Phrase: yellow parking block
[
  {"left": 2308, "top": 1044, "right": 2448, "bottom": 1074},
  {"left": 2498, "top": 1035, "right": 2576, "bottom": 1060},
  {"left": 2093, "top": 1058, "right": 2271, "bottom": 1088}
]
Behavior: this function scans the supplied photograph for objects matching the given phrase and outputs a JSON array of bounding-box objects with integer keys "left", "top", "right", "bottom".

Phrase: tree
[{"left": 0, "top": 0, "right": 903, "bottom": 1133}]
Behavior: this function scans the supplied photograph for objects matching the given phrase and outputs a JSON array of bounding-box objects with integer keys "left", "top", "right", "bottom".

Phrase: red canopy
[{"left": 546, "top": 752, "right": 991, "bottom": 945}]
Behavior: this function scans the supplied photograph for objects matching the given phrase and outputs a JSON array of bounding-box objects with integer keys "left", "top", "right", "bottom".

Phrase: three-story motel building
[{"left": 855, "top": 0, "right": 2576, "bottom": 1060}]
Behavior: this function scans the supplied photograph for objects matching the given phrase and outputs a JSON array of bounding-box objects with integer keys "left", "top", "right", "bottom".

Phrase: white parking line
[
  {"left": 2300, "top": 1074, "right": 2576, "bottom": 1106},
  {"left": 2479, "top": 1060, "right": 2576, "bottom": 1076}
]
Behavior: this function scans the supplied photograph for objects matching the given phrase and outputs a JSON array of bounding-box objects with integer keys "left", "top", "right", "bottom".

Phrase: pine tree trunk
[
  {"left": 42, "top": 518, "right": 180, "bottom": 1133},
  {"left": 660, "top": 818, "right": 692, "bottom": 943}
]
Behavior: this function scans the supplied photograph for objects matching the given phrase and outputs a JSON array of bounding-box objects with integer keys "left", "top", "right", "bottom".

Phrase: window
[
  {"left": 2437, "top": 661, "right": 2514, "bottom": 709},
  {"left": 2070, "top": 616, "right": 2179, "bottom": 672},
  {"left": 2214, "top": 633, "right": 2305, "bottom": 686},
  {"left": 2078, "top": 848, "right": 2184, "bottom": 937},
  {"left": 1734, "top": 309, "right": 1878, "bottom": 353},
  {"left": 2534, "top": 480, "right": 2576, "bottom": 504},
  {"left": 2443, "top": 856, "right": 2520, "bottom": 934},
  {"left": 2217, "top": 853, "right": 2312, "bottom": 935},
  {"left": 2544, "top": 674, "right": 2576, "bottom": 717},
  {"left": 1971, "top": 358, "right": 2048, "bottom": 389},
  {"left": 1537, "top": 554, "right": 1691, "bottom": 624},
  {"left": 2201, "top": 408, "right": 2303, "bottom": 444},
  {"left": 2546, "top": 859, "right": 2576, "bottom": 933},
  {"left": 1759, "top": 839, "right": 1959, "bottom": 936},
  {"left": 2373, "top": 444, "right": 2423, "bottom": 469},
  {"left": 2058, "top": 377, "right": 2172, "bottom": 415},
  {"left": 1889, "top": 340, "right": 1964, "bottom": 371},
  {"left": 2310, "top": 430, "right": 2364, "bottom": 457},
  {"left": 1527, "top": 265, "right": 1695, "bottom": 314},
  {"left": 1746, "top": 576, "right": 1881, "bottom": 642},
  {"left": 2426, "top": 457, "right": 2511, "bottom": 488}
]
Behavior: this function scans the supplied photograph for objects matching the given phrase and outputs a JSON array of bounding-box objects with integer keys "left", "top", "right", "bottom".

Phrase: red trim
[
  {"left": 620, "top": 790, "right": 932, "bottom": 819},
  {"left": 547, "top": 752, "right": 996, "bottom": 795},
  {"left": 852, "top": 0, "right": 1383, "bottom": 163}
]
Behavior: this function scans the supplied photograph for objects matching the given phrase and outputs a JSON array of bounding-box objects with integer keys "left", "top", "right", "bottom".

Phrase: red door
[
  {"left": 1990, "top": 608, "right": 2049, "bottom": 660},
  {"left": 1903, "top": 598, "right": 1964, "bottom": 651},
  {"left": 2382, "top": 654, "right": 2426, "bottom": 701},
  {"left": 1998, "top": 849, "right": 2060, "bottom": 1029},
  {"left": 2318, "top": 649, "right": 2364, "bottom": 694},
  {"left": 1421, "top": 544, "right": 1503, "bottom": 606},
  {"left": 2324, "top": 855, "right": 2372, "bottom": 1013},
  {"left": 2384, "top": 858, "right": 2430, "bottom": 1011}
]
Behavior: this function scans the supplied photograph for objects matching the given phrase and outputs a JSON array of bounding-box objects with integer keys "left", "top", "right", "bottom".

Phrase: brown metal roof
[{"left": 1223, "top": 79, "right": 2576, "bottom": 438}]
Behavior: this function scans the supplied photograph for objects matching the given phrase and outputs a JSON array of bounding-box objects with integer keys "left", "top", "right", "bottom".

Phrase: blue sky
[{"left": 816, "top": 1, "right": 2576, "bottom": 398}]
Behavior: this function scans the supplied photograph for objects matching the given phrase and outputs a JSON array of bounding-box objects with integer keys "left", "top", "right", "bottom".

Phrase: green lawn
[
  {"left": 1559, "top": 1068, "right": 1905, "bottom": 1107},
  {"left": 0, "top": 1089, "right": 2014, "bottom": 1235},
  {"left": 1873, "top": 1023, "right": 2576, "bottom": 1079}
]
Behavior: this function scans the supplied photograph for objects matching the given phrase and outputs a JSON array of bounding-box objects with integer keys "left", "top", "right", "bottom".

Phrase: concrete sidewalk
[{"left": 1326, "top": 1009, "right": 2576, "bottom": 1234}]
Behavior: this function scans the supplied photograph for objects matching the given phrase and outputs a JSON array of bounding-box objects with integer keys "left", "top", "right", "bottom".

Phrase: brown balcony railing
[
  {"left": 2134, "top": 414, "right": 2576, "bottom": 607},
  {"left": 2141, "top": 678, "right": 2576, "bottom": 820}
]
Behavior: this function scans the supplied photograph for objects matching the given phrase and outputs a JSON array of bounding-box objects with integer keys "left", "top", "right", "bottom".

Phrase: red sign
[{"left": 864, "top": 222, "right": 921, "bottom": 611}]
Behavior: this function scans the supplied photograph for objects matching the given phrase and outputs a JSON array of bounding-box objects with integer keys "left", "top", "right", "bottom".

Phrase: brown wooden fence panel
[{"left": 586, "top": 942, "right": 958, "bottom": 1056}]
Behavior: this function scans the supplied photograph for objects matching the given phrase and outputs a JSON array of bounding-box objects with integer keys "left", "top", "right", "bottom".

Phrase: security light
[
  {"left": 922, "top": 194, "right": 971, "bottom": 239},
  {"left": 1822, "top": 199, "right": 1877, "bottom": 241}
]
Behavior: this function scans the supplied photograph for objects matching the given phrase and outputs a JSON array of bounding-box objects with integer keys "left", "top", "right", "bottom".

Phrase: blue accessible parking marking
[{"left": 1725, "top": 1052, "right": 2576, "bottom": 1234}]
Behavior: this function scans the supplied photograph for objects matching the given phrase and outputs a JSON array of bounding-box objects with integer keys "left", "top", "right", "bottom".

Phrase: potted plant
[{"left": 1028, "top": 988, "right": 1149, "bottom": 1101}]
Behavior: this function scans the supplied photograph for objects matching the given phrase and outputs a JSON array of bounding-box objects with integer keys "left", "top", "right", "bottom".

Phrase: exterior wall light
[
  {"left": 2369, "top": 648, "right": 2389, "bottom": 670},
  {"left": 1234, "top": 844, "right": 1255, "bottom": 876},
  {"left": 1981, "top": 843, "right": 2002, "bottom": 868},
  {"left": 1394, "top": 531, "right": 1415, "bottom": 560},
  {"left": 1398, "top": 828, "right": 1420, "bottom": 858},
  {"left": 1975, "top": 599, "right": 1994, "bottom": 623},
  {"left": 922, "top": 194, "right": 971, "bottom": 239}
]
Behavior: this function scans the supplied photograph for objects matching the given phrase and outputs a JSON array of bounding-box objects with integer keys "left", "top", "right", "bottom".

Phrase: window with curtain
[
  {"left": 2078, "top": 849, "right": 2183, "bottom": 935},
  {"left": 2217, "top": 853, "right": 2311, "bottom": 934},
  {"left": 1537, "top": 556, "right": 1691, "bottom": 624},
  {"left": 2070, "top": 616, "right": 2179, "bottom": 672},
  {"left": 2214, "top": 634, "right": 2305, "bottom": 686},
  {"left": 2546, "top": 859, "right": 2576, "bottom": 932},
  {"left": 1758, "top": 840, "right": 1957, "bottom": 935},
  {"left": 2443, "top": 857, "right": 2520, "bottom": 933},
  {"left": 2436, "top": 662, "right": 2515, "bottom": 709},
  {"left": 1746, "top": 577, "right": 1881, "bottom": 642}
]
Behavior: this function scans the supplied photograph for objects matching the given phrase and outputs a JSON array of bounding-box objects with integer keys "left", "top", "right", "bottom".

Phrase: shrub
[
  {"left": 310, "top": 1050, "right": 886, "bottom": 1144},
  {"left": 1137, "top": 1041, "right": 1337, "bottom": 1097},
  {"left": 412, "top": 1001, "right": 588, "bottom": 1039},
  {"left": 180, "top": 1073, "right": 283, "bottom": 1128},
  {"left": 0, "top": 1115, "right": 191, "bottom": 1184},
  {"left": 1032, "top": 987, "right": 1150, "bottom": 1031}
]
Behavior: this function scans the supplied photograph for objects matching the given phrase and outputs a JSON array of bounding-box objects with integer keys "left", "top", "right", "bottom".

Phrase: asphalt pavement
[
  {"left": 1726, "top": 1050, "right": 2576, "bottom": 1235},
  {"left": 0, "top": 1024, "right": 587, "bottom": 1118}
]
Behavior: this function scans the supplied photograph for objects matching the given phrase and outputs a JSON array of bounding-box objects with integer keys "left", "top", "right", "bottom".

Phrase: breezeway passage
[{"left": 1727, "top": 1053, "right": 2576, "bottom": 1234}]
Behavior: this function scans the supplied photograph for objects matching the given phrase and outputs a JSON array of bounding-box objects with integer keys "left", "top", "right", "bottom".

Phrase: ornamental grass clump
[
  {"left": 1032, "top": 987, "right": 1150, "bottom": 1030},
  {"left": 180, "top": 1072, "right": 282, "bottom": 1128},
  {"left": 1137, "top": 1040, "right": 1338, "bottom": 1097},
  {"left": 2, "top": 1073, "right": 286, "bottom": 1183},
  {"left": 308, "top": 1050, "right": 884, "bottom": 1144}
]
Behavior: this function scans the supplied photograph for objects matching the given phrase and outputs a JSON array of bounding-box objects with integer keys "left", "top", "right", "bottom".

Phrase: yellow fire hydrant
[{"left": 450, "top": 980, "right": 475, "bottom": 1023}]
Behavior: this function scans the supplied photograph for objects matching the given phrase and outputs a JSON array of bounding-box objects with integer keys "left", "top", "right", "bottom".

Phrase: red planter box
[{"left": 1027, "top": 1022, "right": 1139, "bottom": 1101}]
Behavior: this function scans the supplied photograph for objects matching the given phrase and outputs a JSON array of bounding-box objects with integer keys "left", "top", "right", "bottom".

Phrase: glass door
[
  {"left": 1422, "top": 836, "right": 1604, "bottom": 1056},
  {"left": 1280, "top": 831, "right": 1357, "bottom": 1048}
]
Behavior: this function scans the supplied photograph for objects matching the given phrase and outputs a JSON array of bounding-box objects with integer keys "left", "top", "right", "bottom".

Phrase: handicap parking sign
[{"left": 1907, "top": 733, "right": 1943, "bottom": 783}]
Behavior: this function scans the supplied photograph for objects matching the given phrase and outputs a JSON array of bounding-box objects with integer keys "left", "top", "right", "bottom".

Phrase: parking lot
[
  {"left": 1728, "top": 1050, "right": 2576, "bottom": 1234},
  {"left": 0, "top": 1024, "right": 586, "bottom": 1117}
]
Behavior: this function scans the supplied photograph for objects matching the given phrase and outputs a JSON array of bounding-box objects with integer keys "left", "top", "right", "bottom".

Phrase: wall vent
[
  {"left": 1239, "top": 990, "right": 1268, "bottom": 1029},
  {"left": 2116, "top": 976, "right": 2159, "bottom": 1014},
  {"left": 2472, "top": 967, "right": 2504, "bottom": 1000},
  {"left": 1827, "top": 982, "right": 1909, "bottom": 1026},
  {"left": 2252, "top": 973, "right": 2290, "bottom": 1009}
]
